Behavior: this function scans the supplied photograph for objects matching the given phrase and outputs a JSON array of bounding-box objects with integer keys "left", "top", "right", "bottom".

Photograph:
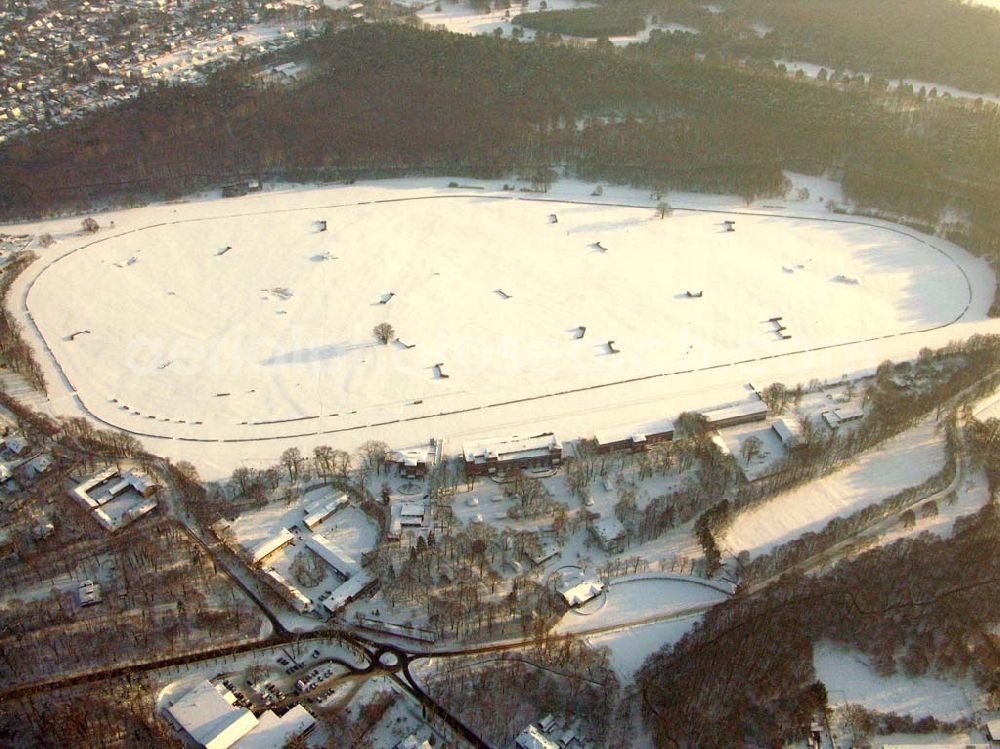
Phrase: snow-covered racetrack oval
[{"left": 21, "top": 184, "right": 981, "bottom": 450}]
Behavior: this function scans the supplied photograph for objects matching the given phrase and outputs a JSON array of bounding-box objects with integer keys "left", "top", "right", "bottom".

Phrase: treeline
[
  {"left": 637, "top": 501, "right": 1000, "bottom": 748},
  {"left": 2, "top": 678, "right": 180, "bottom": 749},
  {"left": 703, "top": 336, "right": 1000, "bottom": 580},
  {"left": 514, "top": 0, "right": 1000, "bottom": 95},
  {"left": 726, "top": 0, "right": 1000, "bottom": 95},
  {"left": 425, "top": 637, "right": 631, "bottom": 747},
  {"left": 1, "top": 24, "right": 998, "bottom": 307},
  {"left": 514, "top": 5, "right": 649, "bottom": 37},
  {"left": 0, "top": 252, "right": 46, "bottom": 392}
]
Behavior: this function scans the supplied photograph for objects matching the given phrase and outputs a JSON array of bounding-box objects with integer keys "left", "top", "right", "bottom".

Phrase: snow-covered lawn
[
  {"left": 586, "top": 613, "right": 703, "bottom": 683},
  {"left": 555, "top": 576, "right": 728, "bottom": 634},
  {"left": 815, "top": 641, "right": 982, "bottom": 721},
  {"left": 722, "top": 415, "right": 947, "bottom": 558}
]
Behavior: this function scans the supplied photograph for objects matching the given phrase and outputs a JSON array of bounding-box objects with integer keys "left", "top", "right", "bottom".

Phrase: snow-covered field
[
  {"left": 722, "top": 415, "right": 947, "bottom": 558},
  {"left": 555, "top": 575, "right": 728, "bottom": 634},
  {"left": 815, "top": 641, "right": 981, "bottom": 721},
  {"left": 7, "top": 178, "right": 996, "bottom": 478},
  {"left": 586, "top": 613, "right": 703, "bottom": 683},
  {"left": 418, "top": 0, "right": 594, "bottom": 38},
  {"left": 775, "top": 59, "right": 1000, "bottom": 105}
]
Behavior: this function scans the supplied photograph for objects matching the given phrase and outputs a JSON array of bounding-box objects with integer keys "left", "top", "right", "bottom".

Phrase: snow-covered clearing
[
  {"left": 555, "top": 575, "right": 728, "bottom": 634},
  {"left": 606, "top": 18, "right": 700, "bottom": 46},
  {"left": 815, "top": 641, "right": 982, "bottom": 721},
  {"left": 723, "top": 415, "right": 947, "bottom": 558},
  {"left": 7, "top": 178, "right": 996, "bottom": 478},
  {"left": 775, "top": 59, "right": 1000, "bottom": 105},
  {"left": 586, "top": 613, "right": 702, "bottom": 683},
  {"left": 418, "top": 0, "right": 594, "bottom": 38},
  {"left": 968, "top": 0, "right": 1000, "bottom": 9}
]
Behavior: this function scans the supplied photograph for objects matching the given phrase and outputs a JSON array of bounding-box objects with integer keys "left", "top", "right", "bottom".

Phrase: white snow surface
[
  {"left": 723, "top": 416, "right": 947, "bottom": 558},
  {"left": 586, "top": 613, "right": 703, "bottom": 683},
  {"left": 6, "top": 177, "right": 997, "bottom": 479},
  {"left": 419, "top": 0, "right": 595, "bottom": 38},
  {"left": 554, "top": 575, "right": 728, "bottom": 634},
  {"left": 815, "top": 641, "right": 981, "bottom": 721},
  {"left": 776, "top": 59, "right": 1000, "bottom": 104}
]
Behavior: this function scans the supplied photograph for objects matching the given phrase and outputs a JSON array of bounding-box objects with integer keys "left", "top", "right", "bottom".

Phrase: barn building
[
  {"left": 701, "top": 398, "right": 768, "bottom": 429},
  {"left": 594, "top": 422, "right": 674, "bottom": 454},
  {"left": 462, "top": 433, "right": 562, "bottom": 476}
]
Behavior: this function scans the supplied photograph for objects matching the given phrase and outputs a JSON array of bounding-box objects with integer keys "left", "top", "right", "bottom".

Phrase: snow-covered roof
[
  {"left": 711, "top": 434, "right": 732, "bottom": 457},
  {"left": 594, "top": 422, "right": 673, "bottom": 446},
  {"left": 987, "top": 719, "right": 1000, "bottom": 740},
  {"left": 305, "top": 533, "right": 360, "bottom": 578},
  {"left": 230, "top": 705, "right": 314, "bottom": 749},
  {"left": 3, "top": 434, "right": 28, "bottom": 456},
  {"left": 322, "top": 569, "right": 376, "bottom": 613},
  {"left": 166, "top": 680, "right": 259, "bottom": 749},
  {"left": 108, "top": 477, "right": 131, "bottom": 496},
  {"left": 125, "top": 498, "right": 158, "bottom": 522},
  {"left": 701, "top": 399, "right": 768, "bottom": 425},
  {"left": 822, "top": 405, "right": 864, "bottom": 430},
  {"left": 262, "top": 567, "right": 312, "bottom": 613},
  {"left": 834, "top": 404, "right": 864, "bottom": 421},
  {"left": 463, "top": 433, "right": 561, "bottom": 464},
  {"left": 394, "top": 735, "right": 432, "bottom": 749},
  {"left": 69, "top": 466, "right": 118, "bottom": 507},
  {"left": 77, "top": 579, "right": 101, "bottom": 605},
  {"left": 400, "top": 501, "right": 426, "bottom": 518},
  {"left": 771, "top": 418, "right": 805, "bottom": 448},
  {"left": 592, "top": 515, "right": 626, "bottom": 543},
  {"left": 561, "top": 579, "right": 604, "bottom": 607},
  {"left": 594, "top": 428, "right": 645, "bottom": 446},
  {"left": 528, "top": 539, "right": 560, "bottom": 565},
  {"left": 515, "top": 725, "right": 560, "bottom": 749},
  {"left": 396, "top": 449, "right": 428, "bottom": 467},
  {"left": 124, "top": 467, "right": 156, "bottom": 494},
  {"left": 302, "top": 492, "right": 347, "bottom": 529},
  {"left": 246, "top": 528, "right": 294, "bottom": 565},
  {"left": 28, "top": 454, "right": 53, "bottom": 474}
]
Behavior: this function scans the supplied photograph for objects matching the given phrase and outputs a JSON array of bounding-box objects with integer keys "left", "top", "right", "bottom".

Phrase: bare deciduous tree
[{"left": 373, "top": 322, "right": 394, "bottom": 345}]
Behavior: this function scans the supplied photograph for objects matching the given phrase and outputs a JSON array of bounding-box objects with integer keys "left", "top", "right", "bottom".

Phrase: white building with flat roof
[{"left": 165, "top": 680, "right": 259, "bottom": 749}]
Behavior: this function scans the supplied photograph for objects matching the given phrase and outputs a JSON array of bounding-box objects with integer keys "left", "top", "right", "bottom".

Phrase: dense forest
[
  {"left": 637, "top": 501, "right": 1000, "bottom": 748},
  {"left": 0, "top": 23, "right": 998, "bottom": 308},
  {"left": 516, "top": 0, "right": 1000, "bottom": 95}
]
